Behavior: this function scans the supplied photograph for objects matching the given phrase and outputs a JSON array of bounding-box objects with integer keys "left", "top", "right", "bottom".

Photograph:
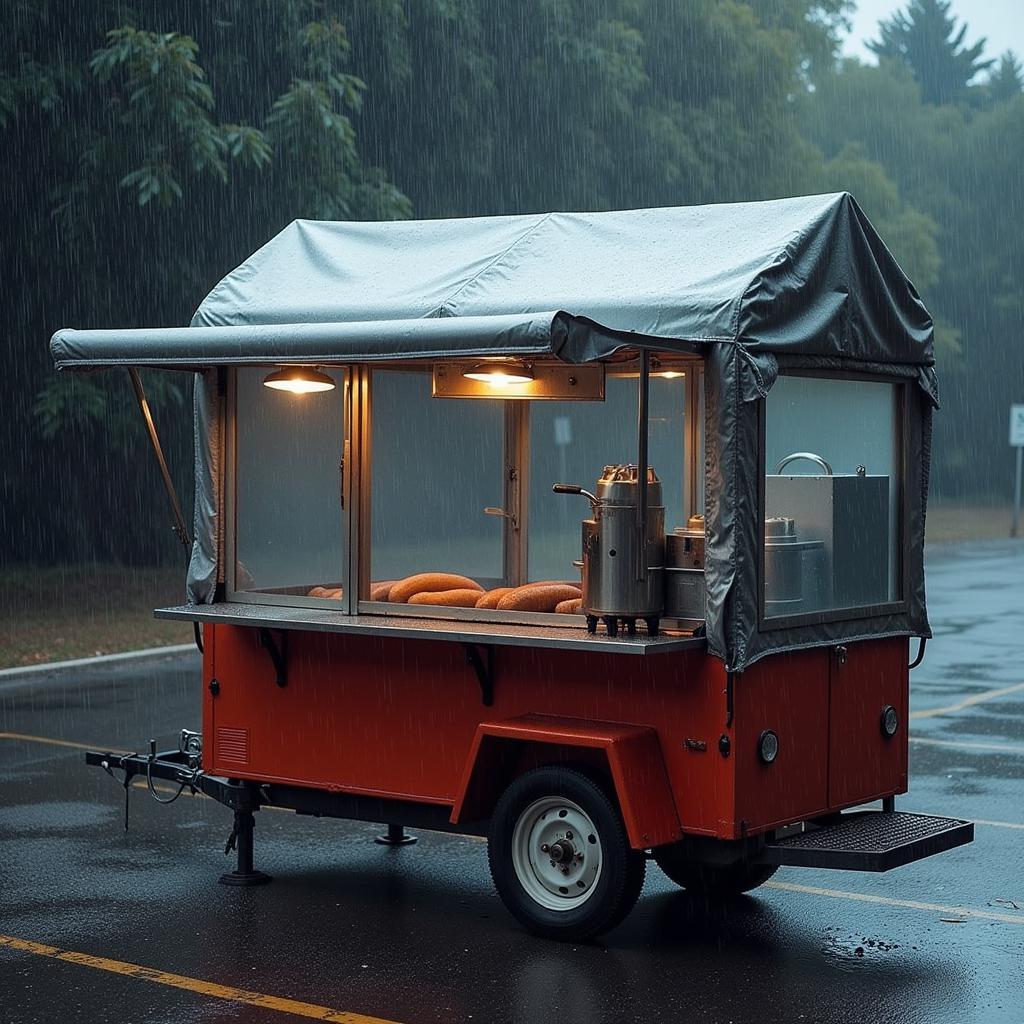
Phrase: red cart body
[{"left": 55, "top": 194, "right": 972, "bottom": 939}]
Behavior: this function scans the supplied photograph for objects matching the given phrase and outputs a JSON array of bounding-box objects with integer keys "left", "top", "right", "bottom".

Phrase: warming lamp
[
  {"left": 262, "top": 367, "right": 336, "bottom": 394},
  {"left": 462, "top": 361, "right": 535, "bottom": 388}
]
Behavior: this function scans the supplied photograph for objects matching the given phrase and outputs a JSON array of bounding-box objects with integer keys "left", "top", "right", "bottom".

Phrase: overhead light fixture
[
  {"left": 262, "top": 367, "right": 336, "bottom": 394},
  {"left": 609, "top": 357, "right": 686, "bottom": 379},
  {"left": 462, "top": 361, "right": 535, "bottom": 388}
]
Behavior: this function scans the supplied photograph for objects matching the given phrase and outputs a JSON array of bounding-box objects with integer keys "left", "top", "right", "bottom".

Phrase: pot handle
[
  {"left": 552, "top": 483, "right": 601, "bottom": 510},
  {"left": 774, "top": 452, "right": 833, "bottom": 476}
]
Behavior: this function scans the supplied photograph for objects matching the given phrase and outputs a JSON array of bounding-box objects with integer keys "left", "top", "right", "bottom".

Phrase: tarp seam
[{"left": 437, "top": 212, "right": 553, "bottom": 316}]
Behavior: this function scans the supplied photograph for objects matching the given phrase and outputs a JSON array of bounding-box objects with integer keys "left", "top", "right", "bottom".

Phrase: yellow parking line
[
  {"left": 0, "top": 731, "right": 130, "bottom": 754},
  {"left": 910, "top": 735, "right": 1024, "bottom": 754},
  {"left": 764, "top": 881, "right": 1024, "bottom": 925},
  {"left": 0, "top": 934, "right": 402, "bottom": 1023},
  {"left": 911, "top": 680, "right": 1024, "bottom": 719}
]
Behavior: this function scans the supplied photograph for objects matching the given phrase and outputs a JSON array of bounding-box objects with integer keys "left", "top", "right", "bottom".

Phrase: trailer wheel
[
  {"left": 653, "top": 848, "right": 777, "bottom": 897},
  {"left": 487, "top": 766, "right": 645, "bottom": 941}
]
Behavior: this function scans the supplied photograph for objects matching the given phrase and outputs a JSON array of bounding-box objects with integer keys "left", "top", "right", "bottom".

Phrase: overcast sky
[{"left": 841, "top": 0, "right": 1024, "bottom": 71}]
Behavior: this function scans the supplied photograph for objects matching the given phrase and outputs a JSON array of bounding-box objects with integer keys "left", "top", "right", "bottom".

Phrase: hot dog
[
  {"left": 390, "top": 573, "right": 484, "bottom": 604},
  {"left": 408, "top": 589, "right": 485, "bottom": 608},
  {"left": 370, "top": 581, "right": 397, "bottom": 602},
  {"left": 475, "top": 587, "right": 514, "bottom": 609},
  {"left": 555, "top": 598, "right": 583, "bottom": 614},
  {"left": 496, "top": 584, "right": 582, "bottom": 612}
]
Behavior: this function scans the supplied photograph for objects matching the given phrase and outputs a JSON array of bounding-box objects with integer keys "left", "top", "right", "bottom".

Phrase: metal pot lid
[
  {"left": 765, "top": 516, "right": 824, "bottom": 550},
  {"left": 595, "top": 463, "right": 662, "bottom": 506}
]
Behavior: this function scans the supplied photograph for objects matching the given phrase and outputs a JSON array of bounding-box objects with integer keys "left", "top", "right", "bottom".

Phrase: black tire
[
  {"left": 487, "top": 766, "right": 645, "bottom": 941},
  {"left": 653, "top": 846, "right": 778, "bottom": 897}
]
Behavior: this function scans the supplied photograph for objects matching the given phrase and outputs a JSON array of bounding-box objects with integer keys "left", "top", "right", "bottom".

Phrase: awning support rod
[
  {"left": 128, "top": 368, "right": 191, "bottom": 552},
  {"left": 636, "top": 350, "right": 650, "bottom": 582}
]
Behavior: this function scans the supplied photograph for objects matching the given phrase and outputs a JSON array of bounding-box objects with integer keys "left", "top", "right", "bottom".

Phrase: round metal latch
[
  {"left": 757, "top": 729, "right": 779, "bottom": 765},
  {"left": 881, "top": 705, "right": 899, "bottom": 739}
]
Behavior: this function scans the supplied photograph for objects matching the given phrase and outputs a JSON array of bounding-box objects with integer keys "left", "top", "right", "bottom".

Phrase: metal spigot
[{"left": 552, "top": 483, "right": 601, "bottom": 513}]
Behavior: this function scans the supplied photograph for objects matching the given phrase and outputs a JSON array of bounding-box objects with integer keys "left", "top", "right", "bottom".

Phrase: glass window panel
[
  {"left": 370, "top": 370, "right": 505, "bottom": 587},
  {"left": 234, "top": 367, "right": 346, "bottom": 595},
  {"left": 528, "top": 376, "right": 687, "bottom": 582},
  {"left": 764, "top": 376, "right": 901, "bottom": 618}
]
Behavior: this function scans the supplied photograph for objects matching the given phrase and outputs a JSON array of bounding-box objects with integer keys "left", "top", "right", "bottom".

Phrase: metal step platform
[{"left": 760, "top": 811, "right": 973, "bottom": 872}]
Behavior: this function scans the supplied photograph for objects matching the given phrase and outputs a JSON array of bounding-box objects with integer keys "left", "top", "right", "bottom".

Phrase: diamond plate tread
[{"left": 777, "top": 812, "right": 967, "bottom": 854}]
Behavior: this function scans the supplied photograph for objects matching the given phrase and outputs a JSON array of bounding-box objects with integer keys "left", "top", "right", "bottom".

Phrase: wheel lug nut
[
  {"left": 540, "top": 844, "right": 549, "bottom": 853},
  {"left": 565, "top": 831, "right": 573, "bottom": 840}
]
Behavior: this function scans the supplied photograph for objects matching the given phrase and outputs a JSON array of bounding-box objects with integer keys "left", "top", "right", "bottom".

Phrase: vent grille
[{"left": 217, "top": 727, "right": 249, "bottom": 766}]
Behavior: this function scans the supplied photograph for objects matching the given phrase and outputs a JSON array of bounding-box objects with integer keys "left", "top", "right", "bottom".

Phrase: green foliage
[
  {"left": 801, "top": 28, "right": 1023, "bottom": 493},
  {"left": 987, "top": 52, "right": 1024, "bottom": 105},
  {"left": 867, "top": 0, "right": 994, "bottom": 106},
  {"left": 817, "top": 143, "right": 940, "bottom": 292},
  {"left": 2, "top": 0, "right": 1022, "bottom": 564},
  {"left": 1, "top": 0, "right": 409, "bottom": 564}
]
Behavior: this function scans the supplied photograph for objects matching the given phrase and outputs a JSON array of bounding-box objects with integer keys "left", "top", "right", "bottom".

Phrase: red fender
[{"left": 450, "top": 714, "right": 682, "bottom": 849}]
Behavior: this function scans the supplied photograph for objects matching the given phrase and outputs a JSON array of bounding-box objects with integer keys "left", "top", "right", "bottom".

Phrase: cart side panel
[
  {"left": 732, "top": 648, "right": 831, "bottom": 834},
  {"left": 827, "top": 636, "right": 908, "bottom": 808},
  {"left": 205, "top": 623, "right": 734, "bottom": 835}
]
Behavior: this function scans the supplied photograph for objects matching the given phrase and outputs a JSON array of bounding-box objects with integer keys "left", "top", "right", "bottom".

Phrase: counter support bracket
[
  {"left": 465, "top": 643, "right": 495, "bottom": 707},
  {"left": 258, "top": 628, "right": 288, "bottom": 688}
]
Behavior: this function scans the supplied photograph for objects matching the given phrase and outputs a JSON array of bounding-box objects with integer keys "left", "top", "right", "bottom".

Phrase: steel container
[{"left": 665, "top": 514, "right": 705, "bottom": 569}]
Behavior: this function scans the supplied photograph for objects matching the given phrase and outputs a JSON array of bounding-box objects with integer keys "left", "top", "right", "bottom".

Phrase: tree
[
  {"left": 867, "top": 0, "right": 994, "bottom": 106},
  {"left": 987, "top": 51, "right": 1024, "bottom": 105},
  {"left": 1, "top": 1, "right": 409, "bottom": 565},
  {"left": 799, "top": 53, "right": 1024, "bottom": 498}
]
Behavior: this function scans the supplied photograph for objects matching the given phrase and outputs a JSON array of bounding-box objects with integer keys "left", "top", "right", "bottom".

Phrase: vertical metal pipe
[
  {"left": 637, "top": 350, "right": 650, "bottom": 581},
  {"left": 1012, "top": 445, "right": 1023, "bottom": 538}
]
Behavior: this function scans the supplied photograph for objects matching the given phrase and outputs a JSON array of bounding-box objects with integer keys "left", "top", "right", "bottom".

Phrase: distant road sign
[{"left": 1012, "top": 405, "right": 1024, "bottom": 448}]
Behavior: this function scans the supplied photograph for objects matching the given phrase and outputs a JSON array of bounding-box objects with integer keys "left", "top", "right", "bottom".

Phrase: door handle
[{"left": 834, "top": 645, "right": 848, "bottom": 667}]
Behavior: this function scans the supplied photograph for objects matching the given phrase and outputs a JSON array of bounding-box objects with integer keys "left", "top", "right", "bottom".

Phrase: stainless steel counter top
[{"left": 156, "top": 603, "right": 705, "bottom": 656}]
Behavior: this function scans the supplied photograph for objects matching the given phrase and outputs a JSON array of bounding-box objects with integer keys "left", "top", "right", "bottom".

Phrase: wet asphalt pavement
[{"left": 1, "top": 541, "right": 1023, "bottom": 1023}]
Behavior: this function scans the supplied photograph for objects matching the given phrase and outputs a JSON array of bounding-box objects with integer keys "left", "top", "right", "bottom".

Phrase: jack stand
[
  {"left": 220, "top": 809, "right": 272, "bottom": 886},
  {"left": 375, "top": 823, "right": 417, "bottom": 846}
]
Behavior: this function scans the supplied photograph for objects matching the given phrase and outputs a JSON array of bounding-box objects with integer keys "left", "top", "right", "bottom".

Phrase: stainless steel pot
[
  {"left": 764, "top": 516, "right": 824, "bottom": 616},
  {"left": 554, "top": 464, "right": 665, "bottom": 636}
]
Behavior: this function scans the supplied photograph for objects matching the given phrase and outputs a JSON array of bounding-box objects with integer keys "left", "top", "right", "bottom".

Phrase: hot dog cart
[{"left": 52, "top": 192, "right": 972, "bottom": 940}]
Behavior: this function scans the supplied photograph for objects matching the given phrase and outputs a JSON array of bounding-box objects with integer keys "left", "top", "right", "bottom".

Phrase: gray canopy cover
[{"left": 51, "top": 192, "right": 936, "bottom": 671}]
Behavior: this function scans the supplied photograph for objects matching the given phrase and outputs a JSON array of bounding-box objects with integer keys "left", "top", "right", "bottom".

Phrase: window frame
[
  {"left": 224, "top": 355, "right": 705, "bottom": 626},
  {"left": 224, "top": 365, "right": 356, "bottom": 612},
  {"left": 756, "top": 369, "right": 911, "bottom": 632}
]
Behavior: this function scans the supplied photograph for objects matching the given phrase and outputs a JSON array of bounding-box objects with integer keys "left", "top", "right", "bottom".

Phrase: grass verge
[{"left": 0, "top": 564, "right": 192, "bottom": 669}]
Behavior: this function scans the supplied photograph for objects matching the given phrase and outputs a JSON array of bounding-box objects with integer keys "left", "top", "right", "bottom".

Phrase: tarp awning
[
  {"left": 50, "top": 312, "right": 702, "bottom": 371},
  {"left": 51, "top": 192, "right": 932, "bottom": 373}
]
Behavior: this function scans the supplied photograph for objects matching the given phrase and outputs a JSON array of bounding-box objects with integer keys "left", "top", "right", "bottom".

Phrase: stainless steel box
[{"left": 765, "top": 474, "right": 890, "bottom": 613}]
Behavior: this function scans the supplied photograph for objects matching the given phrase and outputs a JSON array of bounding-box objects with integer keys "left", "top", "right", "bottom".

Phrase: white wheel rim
[{"left": 510, "top": 796, "right": 603, "bottom": 911}]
